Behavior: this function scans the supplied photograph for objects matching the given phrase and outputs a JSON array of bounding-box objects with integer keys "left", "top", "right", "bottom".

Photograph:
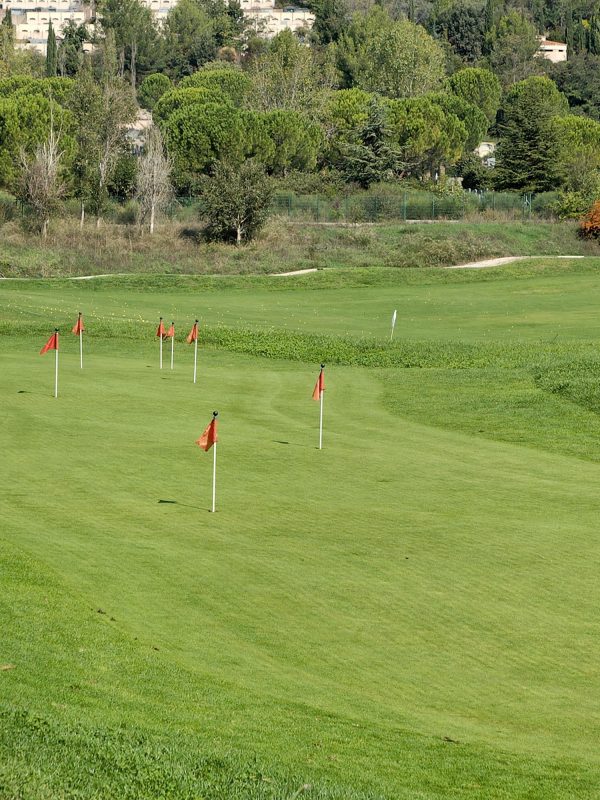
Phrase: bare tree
[
  {"left": 19, "top": 125, "right": 65, "bottom": 238},
  {"left": 136, "top": 125, "right": 172, "bottom": 235}
]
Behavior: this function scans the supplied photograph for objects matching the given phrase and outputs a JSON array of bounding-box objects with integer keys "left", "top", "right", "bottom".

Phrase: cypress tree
[{"left": 46, "top": 19, "right": 57, "bottom": 77}]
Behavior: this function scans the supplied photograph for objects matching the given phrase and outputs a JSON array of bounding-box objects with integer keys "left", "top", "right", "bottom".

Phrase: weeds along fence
[{"left": 269, "top": 190, "right": 535, "bottom": 223}]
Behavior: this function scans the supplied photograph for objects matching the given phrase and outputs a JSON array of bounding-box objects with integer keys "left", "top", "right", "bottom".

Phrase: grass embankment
[
  {"left": 0, "top": 217, "right": 592, "bottom": 277},
  {"left": 3, "top": 258, "right": 600, "bottom": 798}
]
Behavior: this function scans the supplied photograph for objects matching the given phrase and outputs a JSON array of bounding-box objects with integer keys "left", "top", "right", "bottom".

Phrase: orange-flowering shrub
[{"left": 579, "top": 200, "right": 600, "bottom": 238}]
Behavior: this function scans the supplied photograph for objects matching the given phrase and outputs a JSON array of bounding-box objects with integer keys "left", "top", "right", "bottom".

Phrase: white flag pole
[
  {"left": 78, "top": 312, "right": 83, "bottom": 369},
  {"left": 390, "top": 309, "right": 397, "bottom": 341},
  {"left": 170, "top": 322, "right": 174, "bottom": 370},
  {"left": 319, "top": 392, "right": 324, "bottom": 450},
  {"left": 54, "top": 329, "right": 59, "bottom": 398},
  {"left": 193, "top": 319, "right": 198, "bottom": 384},
  {"left": 212, "top": 442, "right": 217, "bottom": 513},
  {"left": 318, "top": 363, "right": 325, "bottom": 450},
  {"left": 159, "top": 317, "right": 163, "bottom": 370},
  {"left": 211, "top": 410, "right": 218, "bottom": 512}
]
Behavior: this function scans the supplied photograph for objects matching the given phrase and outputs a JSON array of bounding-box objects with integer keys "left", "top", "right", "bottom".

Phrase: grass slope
[
  {"left": 0, "top": 218, "right": 591, "bottom": 277},
  {"left": 2, "top": 258, "right": 600, "bottom": 798}
]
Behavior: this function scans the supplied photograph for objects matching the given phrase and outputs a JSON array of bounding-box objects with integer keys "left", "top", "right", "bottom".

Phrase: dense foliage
[{"left": 0, "top": 0, "right": 600, "bottom": 236}]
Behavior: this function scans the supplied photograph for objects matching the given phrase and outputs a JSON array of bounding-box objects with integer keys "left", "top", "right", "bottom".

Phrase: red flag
[
  {"left": 40, "top": 331, "right": 59, "bottom": 355},
  {"left": 156, "top": 318, "right": 166, "bottom": 338},
  {"left": 186, "top": 322, "right": 198, "bottom": 344},
  {"left": 165, "top": 322, "right": 175, "bottom": 338},
  {"left": 72, "top": 314, "right": 84, "bottom": 335},
  {"left": 196, "top": 416, "right": 218, "bottom": 451},
  {"left": 312, "top": 367, "right": 325, "bottom": 401}
]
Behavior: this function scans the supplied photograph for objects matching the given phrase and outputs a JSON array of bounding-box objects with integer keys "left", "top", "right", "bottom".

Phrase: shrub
[
  {"left": 199, "top": 160, "right": 272, "bottom": 245},
  {"left": 579, "top": 200, "right": 600, "bottom": 238}
]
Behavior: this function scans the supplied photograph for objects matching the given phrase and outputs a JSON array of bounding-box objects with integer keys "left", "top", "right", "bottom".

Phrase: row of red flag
[
  {"left": 39, "top": 315, "right": 327, "bottom": 509},
  {"left": 39, "top": 314, "right": 84, "bottom": 354},
  {"left": 156, "top": 318, "right": 199, "bottom": 344}
]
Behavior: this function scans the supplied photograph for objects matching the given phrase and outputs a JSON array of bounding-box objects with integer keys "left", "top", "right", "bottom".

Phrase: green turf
[{"left": 2, "top": 258, "right": 600, "bottom": 798}]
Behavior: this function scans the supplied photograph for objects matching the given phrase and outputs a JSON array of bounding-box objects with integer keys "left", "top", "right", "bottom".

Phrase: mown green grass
[{"left": 2, "top": 258, "right": 600, "bottom": 799}]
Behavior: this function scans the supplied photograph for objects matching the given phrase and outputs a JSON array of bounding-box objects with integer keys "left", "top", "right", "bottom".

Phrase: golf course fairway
[{"left": 2, "top": 258, "right": 600, "bottom": 799}]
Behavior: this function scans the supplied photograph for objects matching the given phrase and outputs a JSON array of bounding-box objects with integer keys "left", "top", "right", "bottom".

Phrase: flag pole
[
  {"left": 54, "top": 329, "right": 59, "bottom": 398},
  {"left": 170, "top": 321, "right": 174, "bottom": 370},
  {"left": 211, "top": 410, "right": 218, "bottom": 512},
  {"left": 78, "top": 311, "right": 83, "bottom": 368},
  {"left": 159, "top": 317, "right": 163, "bottom": 369},
  {"left": 193, "top": 319, "right": 198, "bottom": 384},
  {"left": 319, "top": 363, "right": 324, "bottom": 450},
  {"left": 390, "top": 309, "right": 397, "bottom": 341}
]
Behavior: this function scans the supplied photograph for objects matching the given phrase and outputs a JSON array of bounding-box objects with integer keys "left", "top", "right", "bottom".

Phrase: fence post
[{"left": 403, "top": 192, "right": 407, "bottom": 222}]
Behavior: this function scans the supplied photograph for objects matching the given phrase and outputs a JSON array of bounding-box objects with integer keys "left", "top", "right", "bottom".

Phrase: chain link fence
[{"left": 269, "top": 190, "right": 535, "bottom": 223}]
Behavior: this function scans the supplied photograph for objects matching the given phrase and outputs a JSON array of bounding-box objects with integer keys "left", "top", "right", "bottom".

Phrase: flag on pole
[
  {"left": 157, "top": 317, "right": 165, "bottom": 369},
  {"left": 196, "top": 411, "right": 219, "bottom": 513},
  {"left": 166, "top": 322, "right": 175, "bottom": 369},
  {"left": 312, "top": 365, "right": 325, "bottom": 401},
  {"left": 40, "top": 331, "right": 59, "bottom": 355},
  {"left": 187, "top": 320, "right": 199, "bottom": 384},
  {"left": 186, "top": 322, "right": 198, "bottom": 344},
  {"left": 196, "top": 413, "right": 218, "bottom": 451},
  {"left": 312, "top": 364, "right": 325, "bottom": 450},
  {"left": 40, "top": 329, "right": 59, "bottom": 398},
  {"left": 72, "top": 311, "right": 84, "bottom": 368},
  {"left": 72, "top": 313, "right": 84, "bottom": 335},
  {"left": 390, "top": 309, "right": 397, "bottom": 341}
]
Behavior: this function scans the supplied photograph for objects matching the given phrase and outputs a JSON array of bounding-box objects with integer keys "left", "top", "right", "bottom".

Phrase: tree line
[{"left": 1, "top": 0, "right": 600, "bottom": 241}]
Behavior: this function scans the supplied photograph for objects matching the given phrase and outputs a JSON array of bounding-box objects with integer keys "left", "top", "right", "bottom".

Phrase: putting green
[{"left": 2, "top": 260, "right": 600, "bottom": 798}]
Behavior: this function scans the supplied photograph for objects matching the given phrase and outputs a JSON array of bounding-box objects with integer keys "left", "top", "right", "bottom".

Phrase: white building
[
  {"left": 0, "top": 0, "right": 314, "bottom": 59},
  {"left": 0, "top": 0, "right": 92, "bottom": 55},
  {"left": 239, "top": 0, "right": 315, "bottom": 38},
  {"left": 537, "top": 37, "right": 567, "bottom": 63}
]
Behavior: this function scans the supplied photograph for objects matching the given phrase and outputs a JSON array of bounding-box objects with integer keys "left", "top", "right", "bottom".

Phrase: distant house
[
  {"left": 537, "top": 37, "right": 567, "bottom": 63},
  {"left": 475, "top": 141, "right": 496, "bottom": 167},
  {"left": 125, "top": 110, "right": 153, "bottom": 155}
]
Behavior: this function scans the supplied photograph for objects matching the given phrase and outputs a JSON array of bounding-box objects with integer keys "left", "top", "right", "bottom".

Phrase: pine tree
[
  {"left": 46, "top": 20, "right": 57, "bottom": 77},
  {"left": 338, "top": 99, "right": 399, "bottom": 188},
  {"left": 0, "top": 9, "right": 14, "bottom": 74}
]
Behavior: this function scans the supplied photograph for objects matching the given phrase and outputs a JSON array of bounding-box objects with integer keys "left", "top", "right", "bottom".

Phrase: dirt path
[
  {"left": 0, "top": 256, "right": 588, "bottom": 280},
  {"left": 445, "top": 255, "right": 585, "bottom": 270}
]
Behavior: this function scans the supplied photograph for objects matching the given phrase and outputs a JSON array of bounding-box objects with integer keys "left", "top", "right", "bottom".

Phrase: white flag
[{"left": 390, "top": 309, "right": 397, "bottom": 341}]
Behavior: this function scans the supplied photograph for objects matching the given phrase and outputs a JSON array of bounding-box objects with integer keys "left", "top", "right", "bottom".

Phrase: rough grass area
[{"left": 0, "top": 217, "right": 593, "bottom": 277}]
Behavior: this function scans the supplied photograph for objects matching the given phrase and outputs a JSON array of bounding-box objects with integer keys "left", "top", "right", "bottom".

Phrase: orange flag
[
  {"left": 196, "top": 415, "right": 218, "bottom": 451},
  {"left": 156, "top": 318, "right": 166, "bottom": 338},
  {"left": 166, "top": 322, "right": 175, "bottom": 338},
  {"left": 312, "top": 366, "right": 325, "bottom": 401},
  {"left": 40, "top": 331, "right": 59, "bottom": 354},
  {"left": 72, "top": 313, "right": 84, "bottom": 335},
  {"left": 186, "top": 322, "right": 198, "bottom": 344}
]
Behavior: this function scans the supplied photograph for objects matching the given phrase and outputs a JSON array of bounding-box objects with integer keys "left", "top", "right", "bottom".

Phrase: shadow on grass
[{"left": 158, "top": 499, "right": 207, "bottom": 511}]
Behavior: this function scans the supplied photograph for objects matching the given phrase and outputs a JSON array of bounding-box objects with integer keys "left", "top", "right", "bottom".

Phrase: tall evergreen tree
[
  {"left": 46, "top": 20, "right": 57, "bottom": 77},
  {"left": 0, "top": 9, "right": 15, "bottom": 75},
  {"left": 495, "top": 76, "right": 568, "bottom": 192},
  {"left": 338, "top": 99, "right": 399, "bottom": 188}
]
